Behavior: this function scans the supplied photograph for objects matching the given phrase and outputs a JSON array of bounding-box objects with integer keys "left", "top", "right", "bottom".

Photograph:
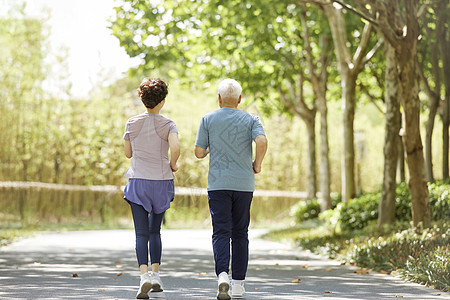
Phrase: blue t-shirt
[{"left": 195, "top": 108, "right": 266, "bottom": 192}]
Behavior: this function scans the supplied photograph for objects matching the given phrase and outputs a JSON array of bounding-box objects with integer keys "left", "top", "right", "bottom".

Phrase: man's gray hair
[{"left": 218, "top": 78, "right": 242, "bottom": 101}]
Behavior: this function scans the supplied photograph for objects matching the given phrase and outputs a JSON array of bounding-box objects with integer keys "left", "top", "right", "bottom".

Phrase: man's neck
[{"left": 220, "top": 105, "right": 238, "bottom": 109}]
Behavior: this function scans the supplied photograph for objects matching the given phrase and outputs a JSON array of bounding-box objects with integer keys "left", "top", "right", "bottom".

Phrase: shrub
[
  {"left": 394, "top": 182, "right": 412, "bottom": 221},
  {"left": 291, "top": 194, "right": 343, "bottom": 224},
  {"left": 428, "top": 182, "right": 450, "bottom": 221},
  {"left": 350, "top": 225, "right": 450, "bottom": 291},
  {"left": 339, "top": 192, "right": 380, "bottom": 231},
  {"left": 321, "top": 182, "right": 450, "bottom": 233},
  {"left": 290, "top": 199, "right": 321, "bottom": 223}
]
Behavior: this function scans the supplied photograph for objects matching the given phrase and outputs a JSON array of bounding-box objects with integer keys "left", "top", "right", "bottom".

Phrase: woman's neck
[{"left": 146, "top": 107, "right": 161, "bottom": 114}]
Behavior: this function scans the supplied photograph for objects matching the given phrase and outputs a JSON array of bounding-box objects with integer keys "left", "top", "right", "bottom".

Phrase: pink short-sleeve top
[{"left": 123, "top": 112, "right": 178, "bottom": 180}]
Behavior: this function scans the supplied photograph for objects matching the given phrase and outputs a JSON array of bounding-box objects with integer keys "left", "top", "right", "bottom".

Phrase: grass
[{"left": 264, "top": 219, "right": 450, "bottom": 292}]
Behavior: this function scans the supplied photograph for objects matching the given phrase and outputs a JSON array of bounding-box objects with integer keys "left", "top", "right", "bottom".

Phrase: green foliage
[
  {"left": 403, "top": 244, "right": 450, "bottom": 292},
  {"left": 110, "top": 0, "right": 341, "bottom": 115},
  {"left": 350, "top": 225, "right": 450, "bottom": 291},
  {"left": 291, "top": 193, "right": 342, "bottom": 223},
  {"left": 339, "top": 192, "right": 380, "bottom": 231},
  {"left": 428, "top": 182, "right": 450, "bottom": 220},
  {"left": 290, "top": 199, "right": 321, "bottom": 222},
  {"left": 319, "top": 182, "right": 450, "bottom": 232},
  {"left": 267, "top": 220, "right": 450, "bottom": 291}
]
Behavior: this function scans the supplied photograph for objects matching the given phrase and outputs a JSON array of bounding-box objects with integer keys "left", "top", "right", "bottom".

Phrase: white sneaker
[
  {"left": 217, "top": 272, "right": 231, "bottom": 300},
  {"left": 150, "top": 272, "right": 164, "bottom": 292},
  {"left": 231, "top": 280, "right": 245, "bottom": 298},
  {"left": 136, "top": 273, "right": 152, "bottom": 299}
]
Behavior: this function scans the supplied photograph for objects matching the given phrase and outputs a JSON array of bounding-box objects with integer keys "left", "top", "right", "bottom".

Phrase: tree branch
[
  {"left": 361, "top": 38, "right": 383, "bottom": 67},
  {"left": 331, "top": 0, "right": 379, "bottom": 26},
  {"left": 360, "top": 84, "right": 385, "bottom": 115},
  {"left": 353, "top": 21, "right": 373, "bottom": 72}
]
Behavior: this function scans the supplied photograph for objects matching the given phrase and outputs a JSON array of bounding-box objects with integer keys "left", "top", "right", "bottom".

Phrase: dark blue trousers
[
  {"left": 208, "top": 190, "right": 253, "bottom": 280},
  {"left": 129, "top": 201, "right": 165, "bottom": 266}
]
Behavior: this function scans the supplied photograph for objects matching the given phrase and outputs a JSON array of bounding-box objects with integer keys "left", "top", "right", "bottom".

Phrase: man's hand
[
  {"left": 252, "top": 161, "right": 262, "bottom": 174},
  {"left": 253, "top": 135, "right": 267, "bottom": 174}
]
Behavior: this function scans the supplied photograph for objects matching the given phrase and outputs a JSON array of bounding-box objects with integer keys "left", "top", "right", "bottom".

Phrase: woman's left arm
[{"left": 124, "top": 140, "right": 132, "bottom": 158}]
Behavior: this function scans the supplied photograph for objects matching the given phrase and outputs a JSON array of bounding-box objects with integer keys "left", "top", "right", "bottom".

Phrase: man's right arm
[
  {"left": 195, "top": 146, "right": 209, "bottom": 159},
  {"left": 253, "top": 134, "right": 268, "bottom": 174}
]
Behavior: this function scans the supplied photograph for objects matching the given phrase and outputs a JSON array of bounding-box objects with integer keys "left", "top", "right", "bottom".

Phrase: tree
[
  {"left": 417, "top": 1, "right": 447, "bottom": 183},
  {"left": 302, "top": 0, "right": 381, "bottom": 202},
  {"left": 348, "top": 0, "right": 431, "bottom": 228},
  {"left": 434, "top": 0, "right": 450, "bottom": 180},
  {"left": 0, "top": 4, "right": 46, "bottom": 181}
]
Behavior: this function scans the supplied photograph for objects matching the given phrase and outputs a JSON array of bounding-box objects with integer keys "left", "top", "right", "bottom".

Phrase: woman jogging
[{"left": 123, "top": 78, "right": 180, "bottom": 299}]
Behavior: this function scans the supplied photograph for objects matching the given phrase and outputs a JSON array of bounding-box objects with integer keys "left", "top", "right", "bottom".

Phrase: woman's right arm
[
  {"left": 168, "top": 132, "right": 180, "bottom": 172},
  {"left": 124, "top": 140, "right": 132, "bottom": 158}
]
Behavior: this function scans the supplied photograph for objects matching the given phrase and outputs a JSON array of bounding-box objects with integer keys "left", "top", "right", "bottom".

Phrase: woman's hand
[{"left": 170, "top": 162, "right": 179, "bottom": 172}]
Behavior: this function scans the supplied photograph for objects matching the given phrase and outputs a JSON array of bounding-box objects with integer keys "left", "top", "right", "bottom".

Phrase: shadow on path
[{"left": 0, "top": 230, "right": 448, "bottom": 299}]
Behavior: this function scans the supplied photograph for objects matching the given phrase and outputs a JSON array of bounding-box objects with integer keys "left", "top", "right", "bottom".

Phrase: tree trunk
[
  {"left": 342, "top": 76, "right": 357, "bottom": 202},
  {"left": 397, "top": 118, "right": 406, "bottom": 182},
  {"left": 322, "top": 5, "right": 358, "bottom": 202},
  {"left": 437, "top": 1, "right": 450, "bottom": 179},
  {"left": 425, "top": 93, "right": 439, "bottom": 182},
  {"left": 304, "top": 116, "right": 317, "bottom": 199},
  {"left": 399, "top": 57, "right": 431, "bottom": 228},
  {"left": 318, "top": 92, "right": 331, "bottom": 210},
  {"left": 379, "top": 44, "right": 400, "bottom": 229}
]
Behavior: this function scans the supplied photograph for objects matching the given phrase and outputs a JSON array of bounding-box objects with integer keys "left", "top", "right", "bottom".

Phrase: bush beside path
[{"left": 0, "top": 229, "right": 448, "bottom": 299}]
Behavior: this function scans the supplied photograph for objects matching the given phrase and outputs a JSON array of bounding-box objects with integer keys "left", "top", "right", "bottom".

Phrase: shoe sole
[
  {"left": 217, "top": 282, "right": 230, "bottom": 300},
  {"left": 151, "top": 282, "right": 163, "bottom": 293},
  {"left": 136, "top": 281, "right": 152, "bottom": 299}
]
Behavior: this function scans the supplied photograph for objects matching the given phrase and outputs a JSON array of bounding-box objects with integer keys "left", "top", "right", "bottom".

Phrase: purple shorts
[{"left": 124, "top": 178, "right": 174, "bottom": 214}]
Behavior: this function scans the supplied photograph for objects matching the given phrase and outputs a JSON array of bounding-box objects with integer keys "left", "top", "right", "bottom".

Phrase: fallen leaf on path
[
  {"left": 198, "top": 272, "right": 207, "bottom": 276},
  {"left": 379, "top": 270, "right": 389, "bottom": 274},
  {"left": 291, "top": 278, "right": 301, "bottom": 283},
  {"left": 98, "top": 289, "right": 105, "bottom": 292},
  {"left": 72, "top": 273, "right": 78, "bottom": 277},
  {"left": 325, "top": 268, "right": 333, "bottom": 272},
  {"left": 354, "top": 268, "right": 369, "bottom": 274},
  {"left": 395, "top": 295, "right": 403, "bottom": 298},
  {"left": 116, "top": 273, "right": 123, "bottom": 276},
  {"left": 275, "top": 263, "right": 279, "bottom": 266},
  {"left": 301, "top": 264, "right": 310, "bottom": 269},
  {"left": 111, "top": 278, "right": 116, "bottom": 281},
  {"left": 324, "top": 291, "right": 332, "bottom": 293},
  {"left": 114, "top": 261, "right": 122, "bottom": 264},
  {"left": 254, "top": 288, "right": 259, "bottom": 290}
]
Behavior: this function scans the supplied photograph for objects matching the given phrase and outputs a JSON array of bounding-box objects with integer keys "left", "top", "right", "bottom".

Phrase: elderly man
[{"left": 195, "top": 78, "right": 268, "bottom": 300}]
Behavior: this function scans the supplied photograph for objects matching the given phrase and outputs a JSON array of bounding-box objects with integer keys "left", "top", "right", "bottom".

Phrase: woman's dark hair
[{"left": 137, "top": 78, "right": 168, "bottom": 109}]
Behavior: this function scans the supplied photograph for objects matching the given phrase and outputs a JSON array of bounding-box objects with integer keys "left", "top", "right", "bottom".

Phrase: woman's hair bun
[{"left": 137, "top": 78, "right": 168, "bottom": 109}]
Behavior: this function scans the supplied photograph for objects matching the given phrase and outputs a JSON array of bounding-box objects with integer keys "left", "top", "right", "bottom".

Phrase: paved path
[{"left": 0, "top": 229, "right": 448, "bottom": 299}]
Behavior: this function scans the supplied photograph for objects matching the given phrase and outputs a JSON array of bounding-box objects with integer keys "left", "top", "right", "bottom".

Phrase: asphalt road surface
[{"left": 0, "top": 229, "right": 448, "bottom": 299}]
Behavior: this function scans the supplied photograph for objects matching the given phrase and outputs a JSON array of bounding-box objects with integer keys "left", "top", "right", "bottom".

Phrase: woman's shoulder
[
  {"left": 127, "top": 112, "right": 148, "bottom": 124},
  {"left": 156, "top": 114, "right": 176, "bottom": 125}
]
